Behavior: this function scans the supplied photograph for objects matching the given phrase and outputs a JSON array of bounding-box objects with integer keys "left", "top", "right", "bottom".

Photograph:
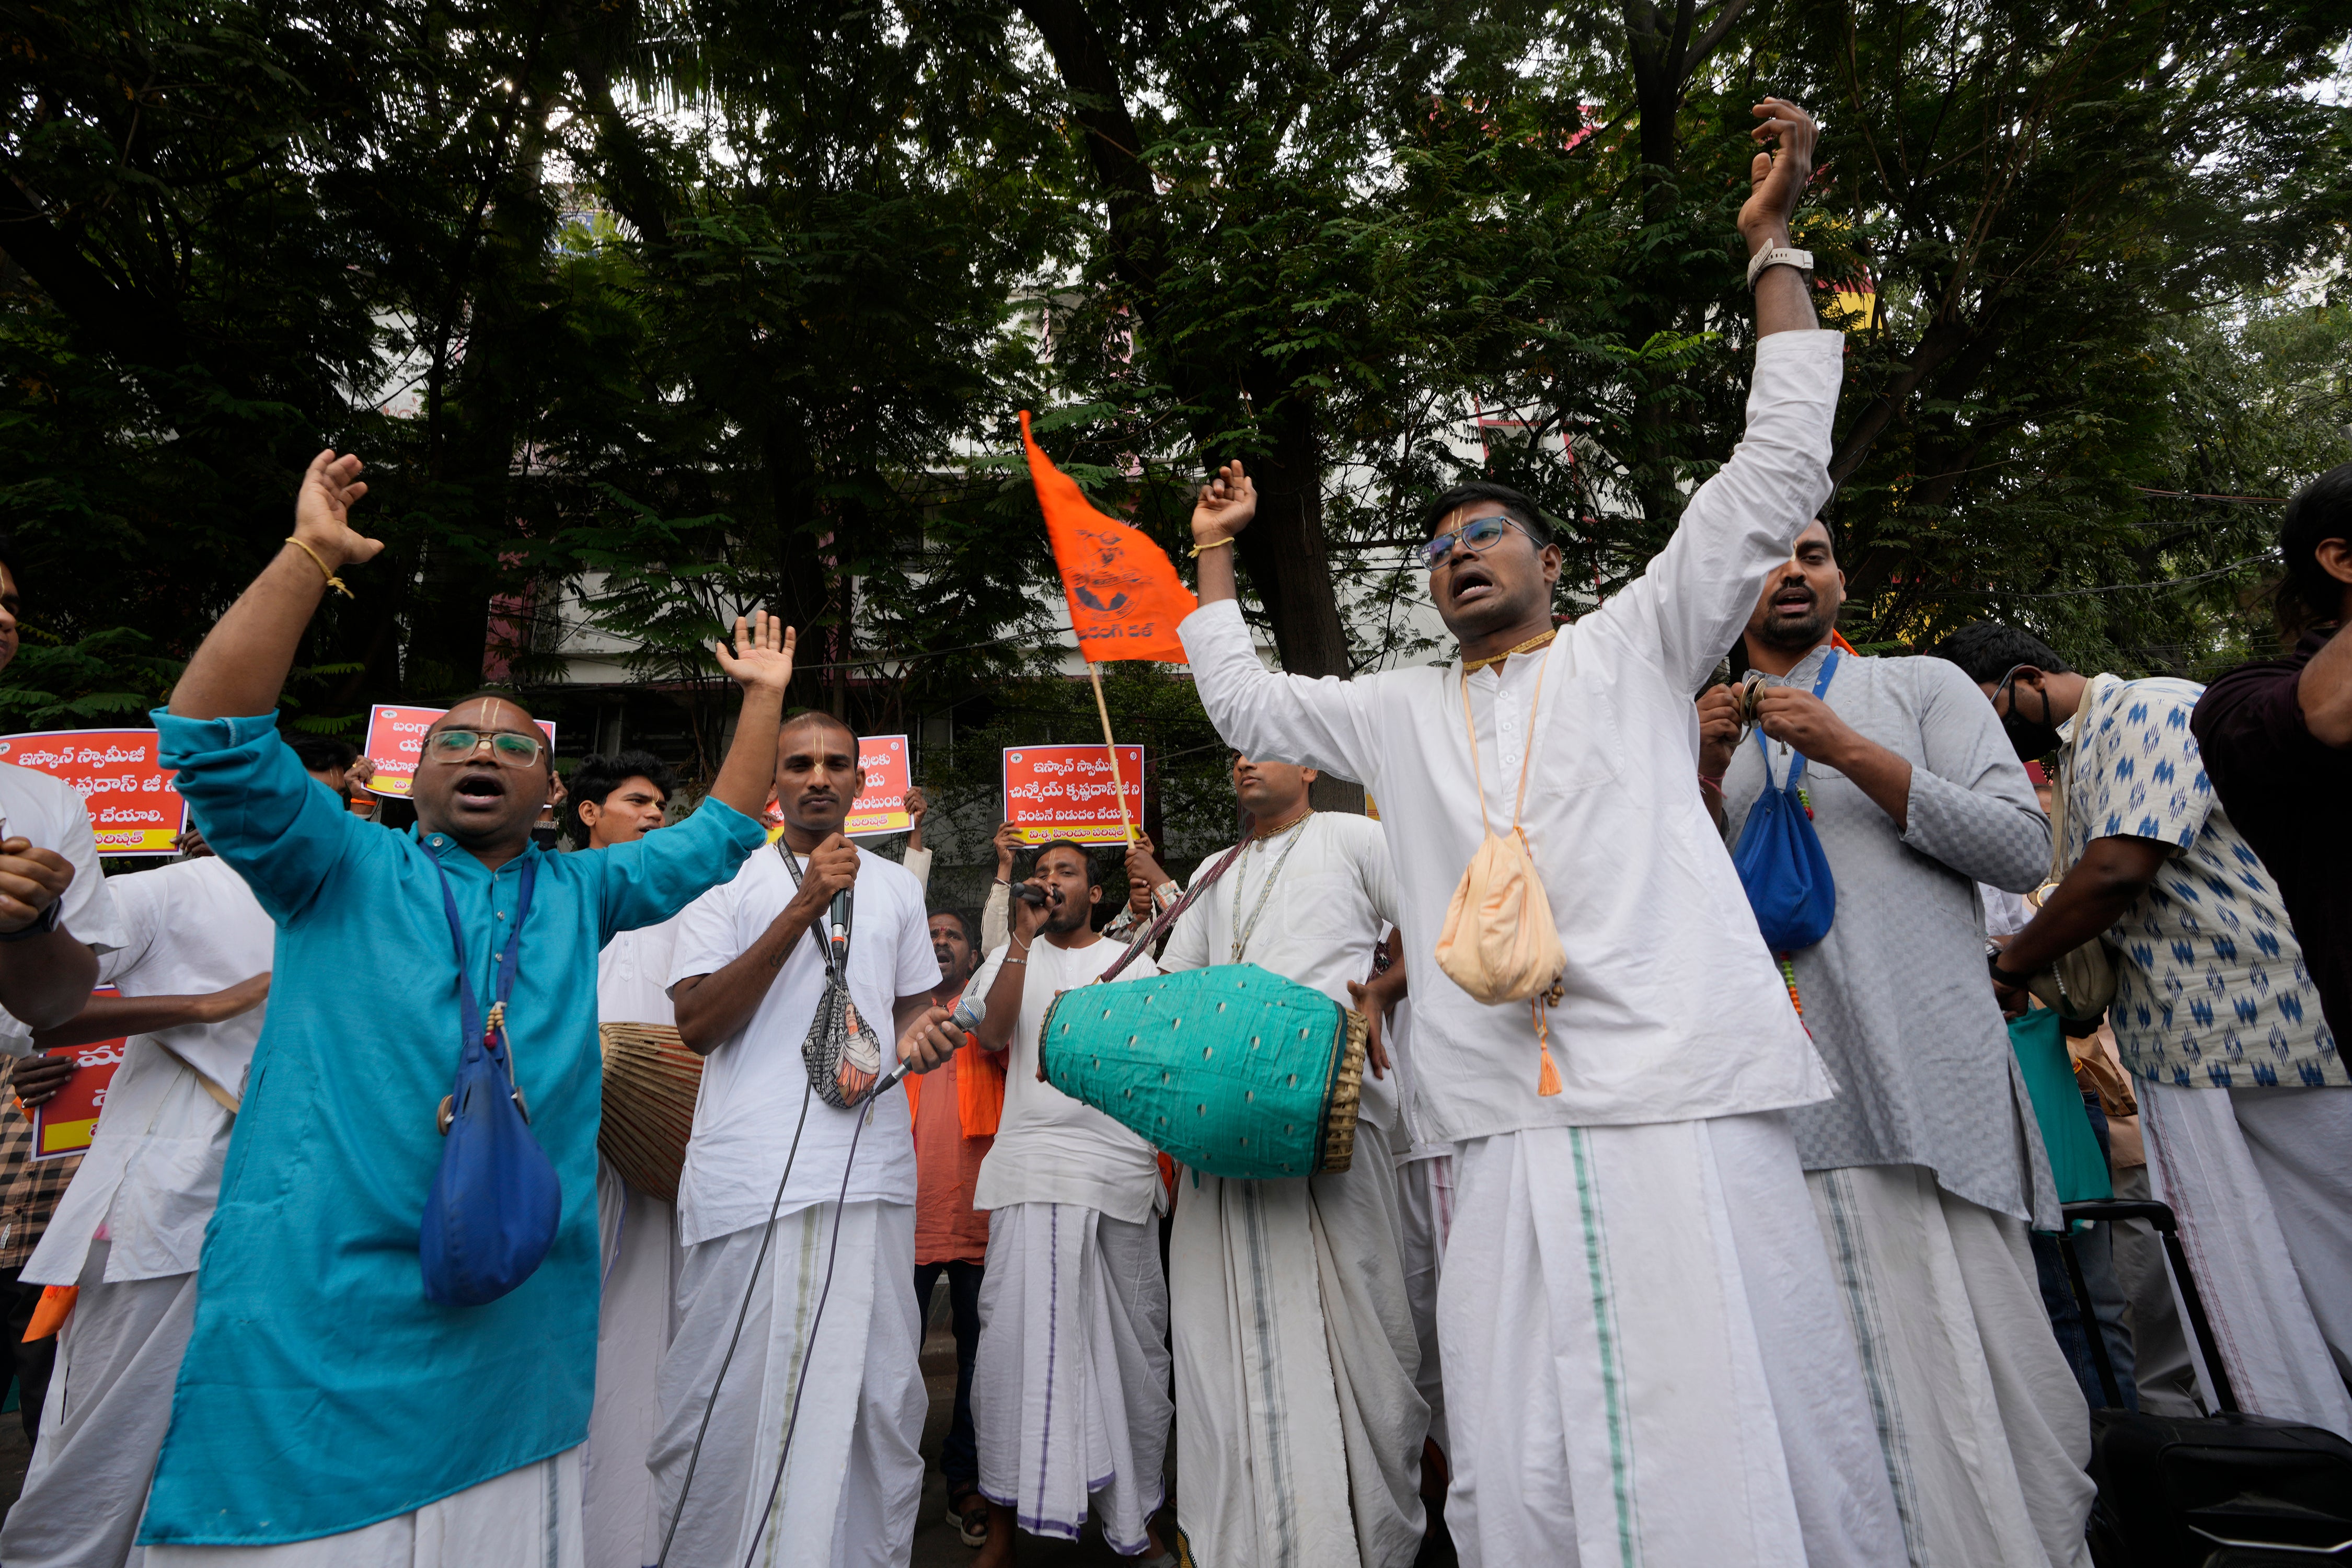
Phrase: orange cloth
[
  {"left": 1020, "top": 410, "right": 1197, "bottom": 663},
  {"left": 22, "top": 1284, "right": 74, "bottom": 1342},
  {"left": 1830, "top": 629, "right": 1859, "bottom": 655},
  {"left": 912, "top": 1049, "right": 995, "bottom": 1267}
]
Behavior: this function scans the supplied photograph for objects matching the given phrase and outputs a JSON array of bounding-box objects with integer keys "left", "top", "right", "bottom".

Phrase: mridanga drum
[
  {"left": 1039, "top": 964, "right": 1366, "bottom": 1180},
  {"left": 599, "top": 1022, "right": 701, "bottom": 1204}
]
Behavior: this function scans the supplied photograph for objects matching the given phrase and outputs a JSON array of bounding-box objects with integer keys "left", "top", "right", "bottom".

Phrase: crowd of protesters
[{"left": 0, "top": 95, "right": 2343, "bottom": 1568}]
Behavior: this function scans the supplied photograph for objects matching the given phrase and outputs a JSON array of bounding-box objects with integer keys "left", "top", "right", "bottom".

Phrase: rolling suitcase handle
[{"left": 2060, "top": 1198, "right": 2239, "bottom": 1415}]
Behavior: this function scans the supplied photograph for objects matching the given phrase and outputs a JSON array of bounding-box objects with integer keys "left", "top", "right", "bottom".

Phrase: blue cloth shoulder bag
[
  {"left": 419, "top": 854, "right": 563, "bottom": 1307},
  {"left": 1731, "top": 650, "right": 1840, "bottom": 953}
]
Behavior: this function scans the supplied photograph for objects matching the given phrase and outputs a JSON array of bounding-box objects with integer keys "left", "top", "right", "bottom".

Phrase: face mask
[
  {"left": 1997, "top": 678, "right": 2062, "bottom": 761},
  {"left": 2002, "top": 709, "right": 2063, "bottom": 762}
]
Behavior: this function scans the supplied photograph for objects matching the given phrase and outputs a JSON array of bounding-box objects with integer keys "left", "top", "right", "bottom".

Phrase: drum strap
[{"left": 1099, "top": 835, "right": 1252, "bottom": 984}]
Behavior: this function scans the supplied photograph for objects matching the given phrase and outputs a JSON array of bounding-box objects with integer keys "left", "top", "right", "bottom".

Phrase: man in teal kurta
[{"left": 118, "top": 451, "right": 955, "bottom": 1560}]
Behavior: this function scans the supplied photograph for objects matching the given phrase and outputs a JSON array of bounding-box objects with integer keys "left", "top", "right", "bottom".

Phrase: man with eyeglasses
[
  {"left": 1932, "top": 621, "right": 2350, "bottom": 1436},
  {"left": 115, "top": 451, "right": 936, "bottom": 1566},
  {"left": 1178, "top": 100, "right": 1905, "bottom": 1567}
]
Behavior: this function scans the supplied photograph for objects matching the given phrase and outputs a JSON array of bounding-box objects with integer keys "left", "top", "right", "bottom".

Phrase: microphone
[
  {"left": 869, "top": 993, "right": 986, "bottom": 1100},
  {"left": 828, "top": 886, "right": 852, "bottom": 965},
  {"left": 1009, "top": 882, "right": 1048, "bottom": 906}
]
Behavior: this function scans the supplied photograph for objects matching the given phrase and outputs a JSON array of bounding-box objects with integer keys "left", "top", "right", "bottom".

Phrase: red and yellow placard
[
  {"left": 0, "top": 730, "right": 185, "bottom": 856},
  {"left": 1004, "top": 745, "right": 1145, "bottom": 846},
  {"left": 847, "top": 735, "right": 913, "bottom": 837},
  {"left": 362, "top": 705, "right": 557, "bottom": 799},
  {"left": 29, "top": 989, "right": 124, "bottom": 1159}
]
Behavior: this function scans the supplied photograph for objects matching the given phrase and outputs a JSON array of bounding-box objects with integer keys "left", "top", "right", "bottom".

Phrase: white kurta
[
  {"left": 1180, "top": 328, "right": 1904, "bottom": 1565},
  {"left": 1175, "top": 332, "right": 1852, "bottom": 1142},
  {"left": 1157, "top": 814, "right": 1427, "bottom": 1566},
  {"left": 3, "top": 856, "right": 272, "bottom": 1568},
  {"left": 583, "top": 910, "right": 687, "bottom": 1568}
]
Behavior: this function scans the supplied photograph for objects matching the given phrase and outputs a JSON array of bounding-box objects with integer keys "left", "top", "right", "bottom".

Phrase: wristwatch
[
  {"left": 1987, "top": 949, "right": 2027, "bottom": 989},
  {"left": 1746, "top": 244, "right": 1815, "bottom": 290},
  {"left": 0, "top": 901, "right": 61, "bottom": 942}
]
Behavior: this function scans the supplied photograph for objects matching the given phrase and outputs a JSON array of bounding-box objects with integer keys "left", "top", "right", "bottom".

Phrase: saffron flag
[{"left": 1021, "top": 410, "right": 1197, "bottom": 663}]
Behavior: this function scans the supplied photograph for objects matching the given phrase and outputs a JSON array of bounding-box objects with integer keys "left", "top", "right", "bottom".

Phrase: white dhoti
[
  {"left": 1, "top": 1240, "right": 196, "bottom": 1568},
  {"left": 1171, "top": 1157, "right": 1428, "bottom": 1568},
  {"left": 583, "top": 1159, "right": 684, "bottom": 1568},
  {"left": 973, "top": 1202, "right": 1170, "bottom": 1554},
  {"left": 1808, "top": 1163, "right": 2095, "bottom": 1568},
  {"left": 649, "top": 1201, "right": 924, "bottom": 1568},
  {"left": 2139, "top": 1079, "right": 2352, "bottom": 1432},
  {"left": 1438, "top": 1112, "right": 1904, "bottom": 1568},
  {"left": 1395, "top": 1154, "right": 1454, "bottom": 1458},
  {"left": 143, "top": 1449, "right": 582, "bottom": 1567}
]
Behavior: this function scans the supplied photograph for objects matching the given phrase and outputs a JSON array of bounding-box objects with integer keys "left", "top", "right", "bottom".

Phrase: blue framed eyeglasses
[{"left": 1420, "top": 513, "right": 1536, "bottom": 571}]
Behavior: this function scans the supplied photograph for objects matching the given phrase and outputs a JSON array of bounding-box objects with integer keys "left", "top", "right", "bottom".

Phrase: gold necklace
[
  {"left": 1460, "top": 628, "right": 1558, "bottom": 674},
  {"left": 1252, "top": 803, "right": 1315, "bottom": 841}
]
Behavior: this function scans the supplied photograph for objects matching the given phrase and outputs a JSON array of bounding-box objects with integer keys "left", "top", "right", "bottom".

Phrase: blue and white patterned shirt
[{"left": 2060, "top": 674, "right": 2341, "bottom": 1089}]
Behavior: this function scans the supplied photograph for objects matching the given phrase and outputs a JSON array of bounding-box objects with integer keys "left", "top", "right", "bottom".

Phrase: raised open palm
[{"left": 714, "top": 610, "right": 796, "bottom": 694}]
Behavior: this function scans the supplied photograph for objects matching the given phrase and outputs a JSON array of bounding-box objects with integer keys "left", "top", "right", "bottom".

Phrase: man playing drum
[
  {"left": 567, "top": 750, "right": 691, "bottom": 1568},
  {"left": 1126, "top": 756, "right": 1426, "bottom": 1568},
  {"left": 964, "top": 841, "right": 1171, "bottom": 1567},
  {"left": 1176, "top": 100, "right": 1908, "bottom": 1567},
  {"left": 658, "top": 710, "right": 960, "bottom": 1567},
  {"left": 130, "top": 452, "right": 794, "bottom": 1565}
]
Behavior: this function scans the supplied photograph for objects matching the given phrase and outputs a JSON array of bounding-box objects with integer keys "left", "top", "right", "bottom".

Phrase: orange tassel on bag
[{"left": 1533, "top": 997, "right": 1563, "bottom": 1097}]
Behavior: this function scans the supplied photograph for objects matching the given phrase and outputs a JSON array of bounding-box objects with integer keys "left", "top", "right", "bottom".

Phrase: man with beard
[
  {"left": 908, "top": 907, "right": 999, "bottom": 1548},
  {"left": 656, "top": 710, "right": 962, "bottom": 1567},
  {"left": 1934, "top": 622, "right": 2351, "bottom": 1435},
  {"left": 564, "top": 750, "right": 691, "bottom": 1568},
  {"left": 1126, "top": 755, "right": 1425, "bottom": 1568},
  {"left": 131, "top": 451, "right": 795, "bottom": 1565},
  {"left": 0, "top": 824, "right": 271, "bottom": 1568},
  {"left": 1178, "top": 100, "right": 1908, "bottom": 1567},
  {"left": 1697, "top": 522, "right": 2092, "bottom": 1566},
  {"left": 964, "top": 842, "right": 1169, "bottom": 1567}
]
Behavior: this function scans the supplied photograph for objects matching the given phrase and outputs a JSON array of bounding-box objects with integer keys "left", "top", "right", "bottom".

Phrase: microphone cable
[{"left": 739, "top": 1090, "right": 875, "bottom": 1567}]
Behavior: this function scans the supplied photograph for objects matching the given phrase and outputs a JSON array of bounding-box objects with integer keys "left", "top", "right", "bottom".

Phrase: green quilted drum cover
[{"left": 1039, "top": 963, "right": 1368, "bottom": 1180}]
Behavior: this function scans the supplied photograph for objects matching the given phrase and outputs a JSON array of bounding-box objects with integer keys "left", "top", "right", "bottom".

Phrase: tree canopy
[{"left": 3, "top": 0, "right": 2347, "bottom": 844}]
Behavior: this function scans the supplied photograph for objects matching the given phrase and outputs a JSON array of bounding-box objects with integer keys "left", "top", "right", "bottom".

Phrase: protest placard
[
  {"left": 0, "top": 730, "right": 185, "bottom": 855},
  {"left": 847, "top": 735, "right": 913, "bottom": 836},
  {"left": 1004, "top": 744, "right": 1145, "bottom": 845},
  {"left": 30, "top": 988, "right": 124, "bottom": 1159},
  {"left": 362, "top": 705, "right": 557, "bottom": 798}
]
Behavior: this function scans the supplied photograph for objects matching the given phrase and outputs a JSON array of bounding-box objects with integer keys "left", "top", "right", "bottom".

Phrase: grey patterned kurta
[{"left": 1720, "top": 644, "right": 2061, "bottom": 1226}]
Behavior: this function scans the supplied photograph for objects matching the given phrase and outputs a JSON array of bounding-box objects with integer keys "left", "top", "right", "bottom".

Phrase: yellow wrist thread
[
  {"left": 284, "top": 537, "right": 353, "bottom": 599},
  {"left": 1190, "top": 536, "right": 1235, "bottom": 558}
]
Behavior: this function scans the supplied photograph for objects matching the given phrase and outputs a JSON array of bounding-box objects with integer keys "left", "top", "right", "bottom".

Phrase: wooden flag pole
[{"left": 1088, "top": 661, "right": 1138, "bottom": 845}]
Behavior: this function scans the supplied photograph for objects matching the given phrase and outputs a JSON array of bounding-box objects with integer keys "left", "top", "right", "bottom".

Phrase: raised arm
[
  {"left": 1588, "top": 100, "right": 1843, "bottom": 692},
  {"left": 704, "top": 613, "right": 794, "bottom": 821},
  {"left": 170, "top": 452, "right": 380, "bottom": 721},
  {"left": 1181, "top": 469, "right": 1380, "bottom": 778}
]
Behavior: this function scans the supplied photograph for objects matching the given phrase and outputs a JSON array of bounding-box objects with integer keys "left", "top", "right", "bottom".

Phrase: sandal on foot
[{"left": 950, "top": 1493, "right": 989, "bottom": 1548}]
